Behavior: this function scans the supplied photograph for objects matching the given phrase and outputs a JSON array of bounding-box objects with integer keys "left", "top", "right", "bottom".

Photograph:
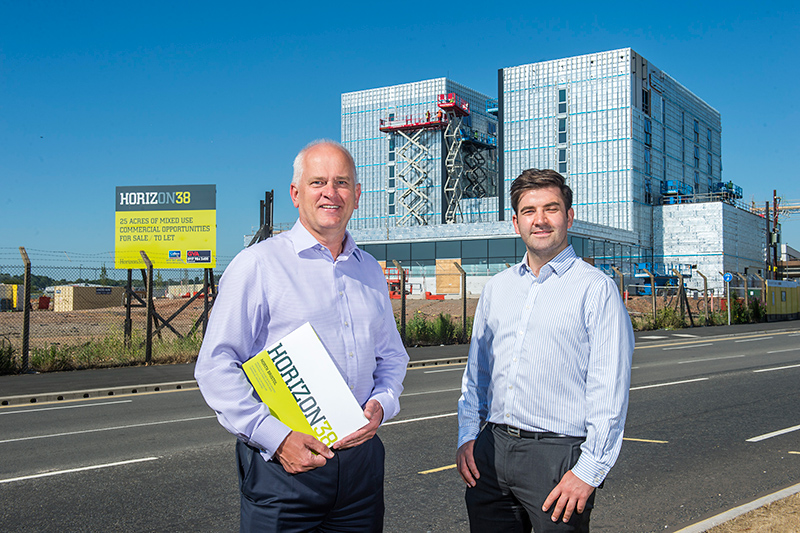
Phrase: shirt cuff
[
  {"left": 571, "top": 454, "right": 609, "bottom": 488},
  {"left": 249, "top": 416, "right": 293, "bottom": 460}
]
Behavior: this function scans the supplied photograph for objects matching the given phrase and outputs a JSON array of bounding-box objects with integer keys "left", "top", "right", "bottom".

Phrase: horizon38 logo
[{"left": 186, "top": 250, "right": 212, "bottom": 264}]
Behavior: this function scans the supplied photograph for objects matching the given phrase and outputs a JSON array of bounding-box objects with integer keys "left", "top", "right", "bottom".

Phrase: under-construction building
[{"left": 341, "top": 49, "right": 767, "bottom": 295}]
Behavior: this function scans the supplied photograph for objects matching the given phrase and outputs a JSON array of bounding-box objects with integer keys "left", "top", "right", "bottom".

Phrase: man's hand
[
  {"left": 331, "top": 399, "right": 383, "bottom": 450},
  {"left": 274, "top": 431, "right": 334, "bottom": 474},
  {"left": 456, "top": 440, "right": 480, "bottom": 487},
  {"left": 542, "top": 470, "right": 595, "bottom": 523}
]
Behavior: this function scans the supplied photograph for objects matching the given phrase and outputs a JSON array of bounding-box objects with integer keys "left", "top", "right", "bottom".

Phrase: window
[
  {"left": 386, "top": 242, "right": 410, "bottom": 262},
  {"left": 694, "top": 146, "right": 700, "bottom": 168},
  {"left": 411, "top": 242, "right": 435, "bottom": 261},
  {"left": 708, "top": 177, "right": 713, "bottom": 191},
  {"left": 558, "top": 118, "right": 567, "bottom": 144},
  {"left": 388, "top": 192, "right": 395, "bottom": 215},
  {"left": 644, "top": 118, "right": 652, "bottom": 146},
  {"left": 436, "top": 240, "right": 460, "bottom": 259},
  {"left": 693, "top": 120, "right": 699, "bottom": 142},
  {"left": 558, "top": 89, "right": 567, "bottom": 114},
  {"left": 558, "top": 149, "right": 567, "bottom": 173},
  {"left": 707, "top": 128, "right": 712, "bottom": 149},
  {"left": 644, "top": 148, "right": 651, "bottom": 175},
  {"left": 694, "top": 171, "right": 699, "bottom": 192},
  {"left": 388, "top": 136, "right": 395, "bottom": 162},
  {"left": 642, "top": 89, "right": 650, "bottom": 115},
  {"left": 707, "top": 153, "right": 712, "bottom": 175}
]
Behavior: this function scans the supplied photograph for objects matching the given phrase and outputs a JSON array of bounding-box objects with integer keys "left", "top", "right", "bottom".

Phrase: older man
[
  {"left": 196, "top": 140, "right": 408, "bottom": 532},
  {"left": 457, "top": 169, "right": 634, "bottom": 532}
]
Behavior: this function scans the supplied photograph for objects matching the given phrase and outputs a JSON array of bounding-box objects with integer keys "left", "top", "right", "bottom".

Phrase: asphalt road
[{"left": 1, "top": 321, "right": 799, "bottom": 532}]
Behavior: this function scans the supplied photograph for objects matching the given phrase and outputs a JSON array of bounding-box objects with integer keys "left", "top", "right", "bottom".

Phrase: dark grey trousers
[
  {"left": 236, "top": 436, "right": 385, "bottom": 533},
  {"left": 465, "top": 424, "right": 594, "bottom": 532}
]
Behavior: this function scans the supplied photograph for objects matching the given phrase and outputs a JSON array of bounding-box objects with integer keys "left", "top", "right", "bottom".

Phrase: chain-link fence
[{"left": 0, "top": 247, "right": 230, "bottom": 373}]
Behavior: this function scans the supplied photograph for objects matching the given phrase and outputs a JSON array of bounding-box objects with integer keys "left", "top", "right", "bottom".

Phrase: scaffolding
[
  {"left": 437, "top": 93, "right": 497, "bottom": 224},
  {"left": 379, "top": 114, "right": 446, "bottom": 226},
  {"left": 378, "top": 92, "right": 497, "bottom": 226}
]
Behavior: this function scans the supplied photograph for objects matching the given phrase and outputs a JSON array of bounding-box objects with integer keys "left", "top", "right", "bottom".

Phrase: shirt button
[
  {"left": 508, "top": 385, "right": 513, "bottom": 390},
  {"left": 513, "top": 358, "right": 517, "bottom": 362},
  {"left": 339, "top": 291, "right": 344, "bottom": 297},
  {"left": 349, "top": 352, "right": 354, "bottom": 358},
  {"left": 344, "top": 321, "right": 349, "bottom": 327},
  {"left": 350, "top": 385, "right": 355, "bottom": 390},
  {"left": 505, "top": 413, "right": 510, "bottom": 418}
]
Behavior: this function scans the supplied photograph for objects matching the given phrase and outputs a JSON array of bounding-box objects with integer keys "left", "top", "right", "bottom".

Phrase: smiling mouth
[{"left": 320, "top": 205, "right": 341, "bottom": 210}]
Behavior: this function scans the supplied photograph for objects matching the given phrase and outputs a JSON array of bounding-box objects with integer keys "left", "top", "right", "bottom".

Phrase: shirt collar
[
  {"left": 288, "top": 219, "right": 362, "bottom": 261},
  {"left": 517, "top": 245, "right": 578, "bottom": 279}
]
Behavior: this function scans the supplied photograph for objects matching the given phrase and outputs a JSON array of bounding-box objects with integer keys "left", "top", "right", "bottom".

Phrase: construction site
[{"left": 341, "top": 48, "right": 799, "bottom": 300}]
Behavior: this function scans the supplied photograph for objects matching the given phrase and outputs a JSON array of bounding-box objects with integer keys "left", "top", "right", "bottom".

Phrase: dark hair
[{"left": 510, "top": 169, "right": 573, "bottom": 213}]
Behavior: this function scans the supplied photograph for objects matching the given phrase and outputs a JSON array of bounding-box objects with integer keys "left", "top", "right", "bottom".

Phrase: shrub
[{"left": 0, "top": 339, "right": 17, "bottom": 375}]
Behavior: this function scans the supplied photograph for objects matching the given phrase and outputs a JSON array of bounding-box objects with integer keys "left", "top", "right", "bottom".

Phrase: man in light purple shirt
[{"left": 195, "top": 140, "right": 408, "bottom": 532}]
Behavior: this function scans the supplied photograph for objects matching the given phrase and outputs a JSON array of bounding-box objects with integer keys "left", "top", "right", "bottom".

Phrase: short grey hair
[{"left": 292, "top": 139, "right": 358, "bottom": 186}]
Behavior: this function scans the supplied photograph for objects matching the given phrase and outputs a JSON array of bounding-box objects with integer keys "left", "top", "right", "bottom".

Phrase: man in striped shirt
[{"left": 457, "top": 169, "right": 634, "bottom": 532}]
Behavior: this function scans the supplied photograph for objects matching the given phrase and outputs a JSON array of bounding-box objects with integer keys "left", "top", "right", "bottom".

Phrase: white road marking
[
  {"left": 0, "top": 400, "right": 132, "bottom": 416},
  {"left": 735, "top": 337, "right": 772, "bottom": 343},
  {"left": 662, "top": 343, "right": 713, "bottom": 351},
  {"left": 678, "top": 355, "right": 745, "bottom": 364},
  {"left": 630, "top": 378, "right": 709, "bottom": 391},
  {"left": 403, "top": 388, "right": 461, "bottom": 397},
  {"left": 640, "top": 335, "right": 668, "bottom": 340},
  {"left": 747, "top": 424, "right": 800, "bottom": 443},
  {"left": 767, "top": 348, "right": 800, "bottom": 354},
  {"left": 672, "top": 333, "right": 699, "bottom": 338},
  {"left": 0, "top": 457, "right": 161, "bottom": 484},
  {"left": 424, "top": 367, "right": 465, "bottom": 374},
  {"left": 0, "top": 415, "right": 216, "bottom": 444},
  {"left": 753, "top": 364, "right": 800, "bottom": 373},
  {"left": 383, "top": 413, "right": 457, "bottom": 426}
]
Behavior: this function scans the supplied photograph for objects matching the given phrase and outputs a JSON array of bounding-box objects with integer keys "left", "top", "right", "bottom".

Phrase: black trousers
[
  {"left": 465, "top": 424, "right": 594, "bottom": 533},
  {"left": 236, "top": 436, "right": 385, "bottom": 533}
]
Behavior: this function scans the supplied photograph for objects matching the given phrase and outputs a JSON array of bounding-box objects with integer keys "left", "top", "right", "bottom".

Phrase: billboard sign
[{"left": 115, "top": 185, "right": 216, "bottom": 269}]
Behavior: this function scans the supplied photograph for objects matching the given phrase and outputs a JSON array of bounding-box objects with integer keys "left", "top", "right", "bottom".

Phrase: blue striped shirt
[
  {"left": 195, "top": 221, "right": 408, "bottom": 459},
  {"left": 458, "top": 245, "right": 634, "bottom": 487}
]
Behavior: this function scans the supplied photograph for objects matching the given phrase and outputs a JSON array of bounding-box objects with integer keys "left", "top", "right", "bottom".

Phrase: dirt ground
[{"left": 0, "top": 298, "right": 209, "bottom": 350}]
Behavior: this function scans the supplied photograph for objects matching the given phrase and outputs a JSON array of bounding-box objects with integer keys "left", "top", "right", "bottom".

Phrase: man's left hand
[
  {"left": 331, "top": 399, "right": 383, "bottom": 450},
  {"left": 542, "top": 470, "right": 595, "bottom": 523}
]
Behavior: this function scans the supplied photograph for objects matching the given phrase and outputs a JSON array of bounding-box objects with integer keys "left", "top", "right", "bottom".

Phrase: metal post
[
  {"left": 391, "top": 260, "right": 406, "bottom": 344},
  {"left": 202, "top": 269, "right": 210, "bottom": 336},
  {"left": 735, "top": 272, "right": 749, "bottom": 309},
  {"left": 720, "top": 272, "right": 731, "bottom": 326},
  {"left": 611, "top": 266, "right": 625, "bottom": 302},
  {"left": 454, "top": 263, "right": 468, "bottom": 343},
  {"left": 18, "top": 247, "right": 32, "bottom": 373},
  {"left": 141, "top": 251, "right": 154, "bottom": 364},
  {"left": 124, "top": 269, "right": 133, "bottom": 347},
  {"left": 672, "top": 268, "right": 685, "bottom": 324},
  {"left": 695, "top": 270, "right": 709, "bottom": 325},
  {"left": 644, "top": 268, "right": 657, "bottom": 328}
]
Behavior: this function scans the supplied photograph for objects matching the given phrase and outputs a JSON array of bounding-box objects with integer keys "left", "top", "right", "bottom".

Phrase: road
[{"left": 1, "top": 323, "right": 799, "bottom": 532}]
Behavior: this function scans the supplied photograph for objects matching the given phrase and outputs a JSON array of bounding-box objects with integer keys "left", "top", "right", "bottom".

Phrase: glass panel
[
  {"left": 386, "top": 243, "right": 410, "bottom": 262},
  {"left": 462, "top": 239, "right": 488, "bottom": 259},
  {"left": 488, "top": 238, "right": 515, "bottom": 257},
  {"left": 363, "top": 244, "right": 386, "bottom": 261},
  {"left": 436, "top": 240, "right": 460, "bottom": 258},
  {"left": 411, "top": 242, "right": 435, "bottom": 261}
]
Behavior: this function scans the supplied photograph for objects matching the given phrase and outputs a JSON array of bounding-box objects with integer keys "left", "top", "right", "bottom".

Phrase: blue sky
[{"left": 2, "top": 1, "right": 799, "bottom": 268}]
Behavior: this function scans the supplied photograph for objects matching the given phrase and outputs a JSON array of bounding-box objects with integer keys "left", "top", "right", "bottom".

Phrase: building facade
[{"left": 341, "top": 49, "right": 764, "bottom": 296}]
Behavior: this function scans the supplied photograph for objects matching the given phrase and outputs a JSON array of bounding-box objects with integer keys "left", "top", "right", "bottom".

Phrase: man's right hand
[
  {"left": 456, "top": 440, "right": 480, "bottom": 487},
  {"left": 274, "top": 431, "right": 334, "bottom": 474}
]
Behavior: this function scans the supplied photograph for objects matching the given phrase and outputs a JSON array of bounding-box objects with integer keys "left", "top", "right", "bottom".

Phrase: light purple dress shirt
[{"left": 195, "top": 220, "right": 408, "bottom": 459}]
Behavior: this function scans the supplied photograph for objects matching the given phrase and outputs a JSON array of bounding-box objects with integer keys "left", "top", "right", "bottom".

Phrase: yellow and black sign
[{"left": 115, "top": 185, "right": 216, "bottom": 269}]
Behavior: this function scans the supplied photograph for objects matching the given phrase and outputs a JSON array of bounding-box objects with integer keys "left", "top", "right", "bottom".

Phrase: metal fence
[{"left": 0, "top": 247, "right": 229, "bottom": 372}]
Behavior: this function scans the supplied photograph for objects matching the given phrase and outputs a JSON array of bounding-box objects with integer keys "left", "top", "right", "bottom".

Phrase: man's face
[
  {"left": 512, "top": 186, "right": 574, "bottom": 264},
  {"left": 290, "top": 144, "right": 360, "bottom": 244}
]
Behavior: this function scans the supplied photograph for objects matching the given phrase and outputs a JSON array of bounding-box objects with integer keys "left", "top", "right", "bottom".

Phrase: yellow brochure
[{"left": 242, "top": 322, "right": 368, "bottom": 446}]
